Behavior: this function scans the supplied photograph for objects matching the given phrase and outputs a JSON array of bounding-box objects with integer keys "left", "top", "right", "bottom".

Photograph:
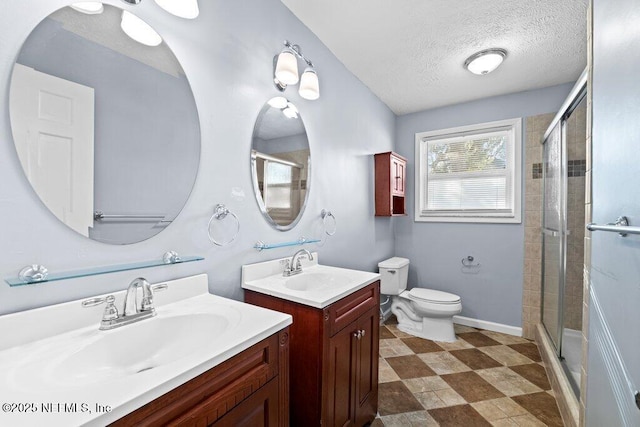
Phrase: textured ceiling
[{"left": 280, "top": 0, "right": 588, "bottom": 115}]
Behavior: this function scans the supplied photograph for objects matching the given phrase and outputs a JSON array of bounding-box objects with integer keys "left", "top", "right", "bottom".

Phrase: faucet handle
[
  {"left": 82, "top": 295, "right": 119, "bottom": 321},
  {"left": 151, "top": 283, "right": 168, "bottom": 292}
]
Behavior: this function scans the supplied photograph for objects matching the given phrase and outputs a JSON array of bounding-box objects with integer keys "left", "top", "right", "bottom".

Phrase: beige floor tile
[
  {"left": 479, "top": 345, "right": 535, "bottom": 366},
  {"left": 418, "top": 351, "right": 472, "bottom": 375},
  {"left": 379, "top": 358, "right": 401, "bottom": 383},
  {"left": 510, "top": 413, "right": 547, "bottom": 426},
  {"left": 413, "top": 391, "right": 446, "bottom": 410},
  {"left": 477, "top": 367, "right": 543, "bottom": 396},
  {"left": 490, "top": 397, "right": 529, "bottom": 417},
  {"left": 491, "top": 419, "right": 519, "bottom": 426},
  {"left": 454, "top": 324, "right": 479, "bottom": 333},
  {"left": 403, "top": 376, "right": 450, "bottom": 393},
  {"left": 379, "top": 411, "right": 439, "bottom": 427},
  {"left": 437, "top": 338, "right": 475, "bottom": 351},
  {"left": 386, "top": 324, "right": 415, "bottom": 339},
  {"left": 480, "top": 330, "right": 531, "bottom": 345},
  {"left": 471, "top": 400, "right": 511, "bottom": 421},
  {"left": 379, "top": 338, "right": 414, "bottom": 358},
  {"left": 435, "top": 387, "right": 467, "bottom": 406}
]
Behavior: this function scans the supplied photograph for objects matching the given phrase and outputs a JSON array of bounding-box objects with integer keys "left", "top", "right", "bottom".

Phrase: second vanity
[{"left": 242, "top": 253, "right": 381, "bottom": 427}]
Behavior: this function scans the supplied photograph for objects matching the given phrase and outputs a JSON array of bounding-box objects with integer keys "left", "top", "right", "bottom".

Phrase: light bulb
[
  {"left": 70, "top": 2, "right": 104, "bottom": 14},
  {"left": 275, "top": 50, "right": 299, "bottom": 86},
  {"left": 299, "top": 67, "right": 320, "bottom": 100},
  {"left": 120, "top": 10, "right": 162, "bottom": 47},
  {"left": 154, "top": 0, "right": 199, "bottom": 19},
  {"left": 268, "top": 97, "right": 288, "bottom": 109}
]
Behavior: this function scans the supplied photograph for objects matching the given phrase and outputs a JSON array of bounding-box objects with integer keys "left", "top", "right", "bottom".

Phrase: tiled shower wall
[
  {"left": 565, "top": 103, "right": 587, "bottom": 332},
  {"left": 523, "top": 113, "right": 554, "bottom": 339}
]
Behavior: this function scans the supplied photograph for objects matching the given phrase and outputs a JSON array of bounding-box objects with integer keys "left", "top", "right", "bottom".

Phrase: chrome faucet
[
  {"left": 283, "top": 249, "right": 314, "bottom": 277},
  {"left": 124, "top": 277, "right": 154, "bottom": 316},
  {"left": 82, "top": 278, "right": 167, "bottom": 330}
]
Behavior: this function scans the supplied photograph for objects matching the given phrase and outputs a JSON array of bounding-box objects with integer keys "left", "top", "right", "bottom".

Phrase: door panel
[
  {"left": 327, "top": 326, "right": 356, "bottom": 427},
  {"left": 587, "top": 0, "right": 640, "bottom": 424},
  {"left": 10, "top": 63, "right": 94, "bottom": 237}
]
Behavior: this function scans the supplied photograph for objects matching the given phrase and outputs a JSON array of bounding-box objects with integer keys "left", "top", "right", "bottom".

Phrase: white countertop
[
  {"left": 0, "top": 274, "right": 291, "bottom": 426},
  {"left": 242, "top": 255, "right": 380, "bottom": 308}
]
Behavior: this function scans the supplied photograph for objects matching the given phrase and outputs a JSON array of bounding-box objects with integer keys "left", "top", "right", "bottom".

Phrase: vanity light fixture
[
  {"left": 274, "top": 40, "right": 320, "bottom": 101},
  {"left": 70, "top": 2, "right": 104, "bottom": 14},
  {"left": 154, "top": 0, "right": 199, "bottom": 19},
  {"left": 464, "top": 48, "right": 507, "bottom": 75},
  {"left": 120, "top": 10, "right": 163, "bottom": 46}
]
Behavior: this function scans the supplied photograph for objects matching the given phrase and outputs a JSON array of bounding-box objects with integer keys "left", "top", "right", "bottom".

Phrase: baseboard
[{"left": 453, "top": 315, "right": 523, "bottom": 337}]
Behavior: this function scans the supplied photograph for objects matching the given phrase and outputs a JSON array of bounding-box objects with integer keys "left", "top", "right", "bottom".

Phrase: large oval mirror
[
  {"left": 9, "top": 4, "right": 200, "bottom": 245},
  {"left": 251, "top": 98, "right": 310, "bottom": 230}
]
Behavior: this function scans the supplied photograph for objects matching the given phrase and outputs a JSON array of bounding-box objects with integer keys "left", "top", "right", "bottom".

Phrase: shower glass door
[
  {"left": 541, "top": 88, "right": 586, "bottom": 399},
  {"left": 541, "top": 122, "right": 564, "bottom": 351}
]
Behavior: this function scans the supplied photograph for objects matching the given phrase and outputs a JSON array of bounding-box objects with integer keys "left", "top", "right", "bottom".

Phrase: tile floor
[{"left": 372, "top": 319, "right": 564, "bottom": 426}]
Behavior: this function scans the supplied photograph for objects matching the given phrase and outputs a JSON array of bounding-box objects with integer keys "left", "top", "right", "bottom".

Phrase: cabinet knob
[{"left": 352, "top": 330, "right": 366, "bottom": 340}]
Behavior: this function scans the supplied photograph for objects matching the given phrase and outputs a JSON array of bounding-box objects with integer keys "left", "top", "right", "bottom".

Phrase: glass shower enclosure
[{"left": 541, "top": 74, "right": 587, "bottom": 398}]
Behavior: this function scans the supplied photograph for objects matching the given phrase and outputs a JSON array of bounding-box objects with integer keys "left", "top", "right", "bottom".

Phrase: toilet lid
[{"left": 408, "top": 288, "right": 461, "bottom": 304}]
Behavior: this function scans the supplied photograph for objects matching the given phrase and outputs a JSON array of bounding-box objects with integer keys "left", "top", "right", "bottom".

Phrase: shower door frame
[{"left": 540, "top": 69, "right": 587, "bottom": 361}]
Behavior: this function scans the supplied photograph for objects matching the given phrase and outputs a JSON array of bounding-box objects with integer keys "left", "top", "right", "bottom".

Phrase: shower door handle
[{"left": 542, "top": 228, "right": 559, "bottom": 237}]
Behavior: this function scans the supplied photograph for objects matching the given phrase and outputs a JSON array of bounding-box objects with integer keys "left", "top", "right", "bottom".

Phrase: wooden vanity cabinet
[
  {"left": 375, "top": 151, "right": 407, "bottom": 216},
  {"left": 110, "top": 328, "right": 289, "bottom": 427},
  {"left": 244, "top": 281, "right": 380, "bottom": 427}
]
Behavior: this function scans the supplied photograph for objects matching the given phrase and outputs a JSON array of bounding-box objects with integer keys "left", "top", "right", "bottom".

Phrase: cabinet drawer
[
  {"left": 327, "top": 281, "right": 379, "bottom": 337},
  {"left": 111, "top": 330, "right": 285, "bottom": 427}
]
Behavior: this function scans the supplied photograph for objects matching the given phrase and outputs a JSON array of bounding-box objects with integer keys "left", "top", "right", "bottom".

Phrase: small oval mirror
[{"left": 251, "top": 98, "right": 310, "bottom": 230}]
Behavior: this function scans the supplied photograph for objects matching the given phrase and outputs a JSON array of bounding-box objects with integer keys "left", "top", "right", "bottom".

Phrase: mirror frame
[{"left": 250, "top": 102, "right": 311, "bottom": 231}]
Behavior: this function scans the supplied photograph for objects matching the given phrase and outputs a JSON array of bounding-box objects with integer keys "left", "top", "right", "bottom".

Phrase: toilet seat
[{"left": 408, "top": 288, "right": 461, "bottom": 305}]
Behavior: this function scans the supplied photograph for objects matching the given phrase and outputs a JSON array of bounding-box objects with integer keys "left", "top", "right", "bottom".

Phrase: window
[{"left": 415, "top": 118, "right": 522, "bottom": 223}]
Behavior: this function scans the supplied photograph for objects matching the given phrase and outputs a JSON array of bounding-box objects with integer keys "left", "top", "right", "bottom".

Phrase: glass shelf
[
  {"left": 5, "top": 256, "right": 204, "bottom": 287},
  {"left": 254, "top": 237, "right": 320, "bottom": 251}
]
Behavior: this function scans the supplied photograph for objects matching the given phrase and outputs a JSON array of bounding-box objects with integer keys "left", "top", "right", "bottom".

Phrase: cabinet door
[
  {"left": 211, "top": 378, "right": 280, "bottom": 427},
  {"left": 326, "top": 325, "right": 357, "bottom": 427},
  {"left": 354, "top": 307, "right": 379, "bottom": 426},
  {"left": 391, "top": 156, "right": 405, "bottom": 196}
]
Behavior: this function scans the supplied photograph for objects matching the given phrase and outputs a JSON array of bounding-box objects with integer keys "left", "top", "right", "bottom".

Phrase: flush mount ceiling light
[
  {"left": 274, "top": 40, "right": 320, "bottom": 101},
  {"left": 120, "top": 10, "right": 162, "bottom": 46},
  {"left": 464, "top": 48, "right": 507, "bottom": 75},
  {"left": 154, "top": 0, "right": 199, "bottom": 19},
  {"left": 70, "top": 2, "right": 104, "bottom": 14}
]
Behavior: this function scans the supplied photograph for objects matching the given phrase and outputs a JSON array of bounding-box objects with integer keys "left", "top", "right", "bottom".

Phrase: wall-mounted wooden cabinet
[
  {"left": 375, "top": 152, "right": 407, "bottom": 216},
  {"left": 245, "top": 281, "right": 380, "bottom": 427}
]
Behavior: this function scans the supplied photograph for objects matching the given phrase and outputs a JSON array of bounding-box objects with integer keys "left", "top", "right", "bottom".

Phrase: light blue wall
[
  {"left": 0, "top": 0, "right": 396, "bottom": 315},
  {"left": 394, "top": 84, "right": 573, "bottom": 327}
]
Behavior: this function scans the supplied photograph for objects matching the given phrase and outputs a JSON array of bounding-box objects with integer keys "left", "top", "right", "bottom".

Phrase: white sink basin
[
  {"left": 242, "top": 255, "right": 380, "bottom": 308},
  {"left": 284, "top": 272, "right": 346, "bottom": 291},
  {"left": 51, "top": 313, "right": 228, "bottom": 387},
  {"left": 0, "top": 274, "right": 292, "bottom": 427}
]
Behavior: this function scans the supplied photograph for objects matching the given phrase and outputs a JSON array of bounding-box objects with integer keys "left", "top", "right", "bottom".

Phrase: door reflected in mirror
[
  {"left": 251, "top": 98, "right": 310, "bottom": 230},
  {"left": 9, "top": 4, "right": 200, "bottom": 245}
]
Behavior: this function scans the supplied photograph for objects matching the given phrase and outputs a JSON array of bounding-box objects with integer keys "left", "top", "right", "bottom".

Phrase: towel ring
[
  {"left": 321, "top": 209, "right": 337, "bottom": 236},
  {"left": 208, "top": 204, "right": 240, "bottom": 246}
]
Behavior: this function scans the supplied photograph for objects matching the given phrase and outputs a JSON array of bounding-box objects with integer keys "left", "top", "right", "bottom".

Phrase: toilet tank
[{"left": 378, "top": 257, "right": 410, "bottom": 295}]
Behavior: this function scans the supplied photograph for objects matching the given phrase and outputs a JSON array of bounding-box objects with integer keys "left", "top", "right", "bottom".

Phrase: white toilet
[{"left": 379, "top": 257, "right": 462, "bottom": 342}]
